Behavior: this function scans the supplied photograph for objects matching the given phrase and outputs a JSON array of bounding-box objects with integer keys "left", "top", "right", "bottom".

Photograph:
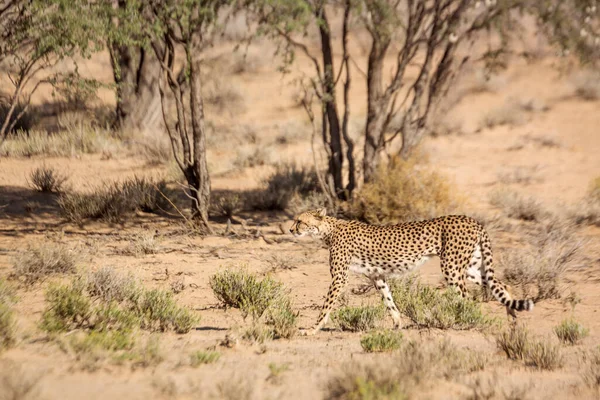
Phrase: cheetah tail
[{"left": 480, "top": 230, "right": 534, "bottom": 313}]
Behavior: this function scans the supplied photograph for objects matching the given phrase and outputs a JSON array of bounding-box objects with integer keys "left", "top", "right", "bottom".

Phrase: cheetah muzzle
[{"left": 291, "top": 208, "right": 534, "bottom": 335}]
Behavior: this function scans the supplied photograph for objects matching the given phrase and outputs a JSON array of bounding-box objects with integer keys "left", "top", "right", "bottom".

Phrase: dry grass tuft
[
  {"left": 0, "top": 279, "right": 17, "bottom": 352},
  {"left": 581, "top": 347, "right": 600, "bottom": 391},
  {"left": 489, "top": 188, "right": 546, "bottom": 221},
  {"left": 348, "top": 157, "right": 459, "bottom": 224},
  {"left": 28, "top": 165, "right": 68, "bottom": 193},
  {"left": 496, "top": 324, "right": 562, "bottom": 370},
  {"left": 12, "top": 243, "right": 77, "bottom": 285},
  {"left": 190, "top": 350, "right": 221, "bottom": 366},
  {"left": 554, "top": 318, "right": 589, "bottom": 345}
]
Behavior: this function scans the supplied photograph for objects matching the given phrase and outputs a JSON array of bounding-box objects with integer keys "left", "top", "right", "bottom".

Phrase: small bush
[
  {"left": 554, "top": 318, "right": 589, "bottom": 345},
  {"left": 489, "top": 188, "right": 546, "bottom": 221},
  {"left": 331, "top": 305, "right": 384, "bottom": 332},
  {"left": 264, "top": 297, "right": 298, "bottom": 339},
  {"left": 41, "top": 282, "right": 93, "bottom": 333},
  {"left": 122, "top": 233, "right": 161, "bottom": 256},
  {"left": 242, "top": 323, "right": 274, "bottom": 344},
  {"left": 211, "top": 193, "right": 242, "bottom": 218},
  {"left": 390, "top": 277, "right": 493, "bottom": 330},
  {"left": 571, "top": 177, "right": 600, "bottom": 227},
  {"left": 209, "top": 268, "right": 284, "bottom": 319},
  {"left": 496, "top": 324, "right": 531, "bottom": 361},
  {"left": 70, "top": 329, "right": 135, "bottom": 353},
  {"left": 499, "top": 236, "right": 579, "bottom": 301},
  {"left": 326, "top": 362, "right": 408, "bottom": 400},
  {"left": 136, "top": 289, "right": 198, "bottom": 333},
  {"left": 360, "top": 330, "right": 403, "bottom": 353},
  {"left": 526, "top": 338, "right": 562, "bottom": 370},
  {"left": 86, "top": 266, "right": 138, "bottom": 303},
  {"left": 12, "top": 244, "right": 77, "bottom": 285},
  {"left": 250, "top": 163, "right": 321, "bottom": 211},
  {"left": 190, "top": 350, "right": 221, "bottom": 366},
  {"left": 41, "top": 270, "right": 198, "bottom": 335},
  {"left": 28, "top": 166, "right": 68, "bottom": 193},
  {"left": 58, "top": 176, "right": 171, "bottom": 224},
  {"left": 348, "top": 157, "right": 458, "bottom": 224}
]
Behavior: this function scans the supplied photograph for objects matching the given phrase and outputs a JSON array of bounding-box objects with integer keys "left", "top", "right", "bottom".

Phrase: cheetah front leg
[
  {"left": 374, "top": 279, "right": 402, "bottom": 329},
  {"left": 301, "top": 270, "right": 348, "bottom": 336}
]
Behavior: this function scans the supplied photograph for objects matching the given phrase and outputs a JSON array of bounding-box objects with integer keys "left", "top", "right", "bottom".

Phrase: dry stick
[{"left": 153, "top": 184, "right": 197, "bottom": 233}]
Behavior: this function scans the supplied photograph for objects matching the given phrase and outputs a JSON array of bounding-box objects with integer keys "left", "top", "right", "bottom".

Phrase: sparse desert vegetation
[{"left": 0, "top": 1, "right": 599, "bottom": 398}]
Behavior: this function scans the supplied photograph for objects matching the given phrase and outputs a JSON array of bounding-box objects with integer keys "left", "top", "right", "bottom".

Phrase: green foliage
[
  {"left": 136, "top": 289, "right": 197, "bottom": 333},
  {"left": 190, "top": 350, "right": 221, "bottom": 367},
  {"left": 41, "top": 282, "right": 92, "bottom": 333},
  {"left": 331, "top": 305, "right": 385, "bottom": 332},
  {"left": 209, "top": 268, "right": 285, "bottom": 320},
  {"left": 264, "top": 297, "right": 298, "bottom": 339},
  {"left": 58, "top": 176, "right": 171, "bottom": 224},
  {"left": 390, "top": 277, "right": 493, "bottom": 330},
  {"left": 348, "top": 157, "right": 458, "bottom": 224},
  {"left": 554, "top": 318, "right": 589, "bottom": 345},
  {"left": 360, "top": 330, "right": 403, "bottom": 353},
  {"left": 12, "top": 243, "right": 78, "bottom": 285}
]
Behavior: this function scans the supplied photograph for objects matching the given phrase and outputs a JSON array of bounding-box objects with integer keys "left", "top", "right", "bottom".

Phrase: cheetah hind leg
[{"left": 373, "top": 279, "right": 402, "bottom": 329}]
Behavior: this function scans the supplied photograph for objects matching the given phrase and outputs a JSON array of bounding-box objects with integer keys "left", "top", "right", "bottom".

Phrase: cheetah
[{"left": 290, "top": 208, "right": 534, "bottom": 335}]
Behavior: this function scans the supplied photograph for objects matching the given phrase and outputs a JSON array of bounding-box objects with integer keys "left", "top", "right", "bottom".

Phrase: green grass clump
[
  {"left": 209, "top": 268, "right": 284, "bottom": 319},
  {"left": 190, "top": 350, "right": 221, "bottom": 367},
  {"left": 331, "top": 305, "right": 385, "bottom": 332},
  {"left": 390, "top": 277, "right": 493, "bottom": 330},
  {"left": 264, "top": 297, "right": 298, "bottom": 339},
  {"left": 360, "top": 330, "right": 403, "bottom": 353},
  {"left": 41, "top": 282, "right": 92, "bottom": 333},
  {"left": 554, "top": 318, "right": 589, "bottom": 345}
]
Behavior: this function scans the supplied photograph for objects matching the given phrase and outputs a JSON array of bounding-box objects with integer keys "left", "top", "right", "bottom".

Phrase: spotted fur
[{"left": 290, "top": 208, "right": 534, "bottom": 335}]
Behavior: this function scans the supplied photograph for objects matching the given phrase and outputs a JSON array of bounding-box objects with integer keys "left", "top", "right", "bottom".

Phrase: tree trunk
[
  {"left": 316, "top": 7, "right": 345, "bottom": 199},
  {"left": 363, "top": 39, "right": 390, "bottom": 183},
  {"left": 187, "top": 40, "right": 211, "bottom": 232},
  {"left": 110, "top": 43, "right": 163, "bottom": 133}
]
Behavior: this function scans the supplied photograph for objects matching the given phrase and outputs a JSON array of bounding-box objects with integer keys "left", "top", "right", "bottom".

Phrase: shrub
[
  {"left": 252, "top": 163, "right": 321, "bottom": 211},
  {"left": 41, "top": 270, "right": 198, "bottom": 335},
  {"left": 326, "top": 362, "right": 408, "bottom": 400},
  {"left": 86, "top": 266, "right": 138, "bottom": 303},
  {"left": 390, "top": 277, "right": 493, "bottom": 330},
  {"left": 264, "top": 297, "right": 298, "bottom": 339},
  {"left": 28, "top": 166, "right": 68, "bottom": 193},
  {"left": 58, "top": 176, "right": 171, "bottom": 224},
  {"left": 554, "top": 318, "right": 589, "bottom": 345},
  {"left": 331, "top": 305, "right": 384, "bottom": 332},
  {"left": 489, "top": 188, "right": 546, "bottom": 221},
  {"left": 526, "top": 339, "right": 562, "bottom": 370},
  {"left": 211, "top": 192, "right": 242, "bottom": 218},
  {"left": 499, "top": 236, "right": 579, "bottom": 301},
  {"left": 209, "top": 268, "right": 284, "bottom": 319},
  {"left": 114, "top": 336, "right": 164, "bottom": 368},
  {"left": 12, "top": 244, "right": 77, "bottom": 285},
  {"left": 190, "top": 350, "right": 221, "bottom": 366},
  {"left": 122, "top": 233, "right": 161, "bottom": 256},
  {"left": 360, "top": 330, "right": 403, "bottom": 353},
  {"left": 40, "top": 282, "right": 92, "bottom": 333},
  {"left": 242, "top": 323, "right": 274, "bottom": 344},
  {"left": 348, "top": 157, "right": 458, "bottom": 224},
  {"left": 136, "top": 289, "right": 198, "bottom": 333},
  {"left": 496, "top": 324, "right": 530, "bottom": 361}
]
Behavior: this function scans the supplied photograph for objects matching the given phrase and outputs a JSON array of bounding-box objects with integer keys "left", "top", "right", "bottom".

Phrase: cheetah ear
[{"left": 317, "top": 208, "right": 327, "bottom": 218}]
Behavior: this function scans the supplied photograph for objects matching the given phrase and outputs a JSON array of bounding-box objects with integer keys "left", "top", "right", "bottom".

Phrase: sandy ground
[{"left": 1, "top": 35, "right": 600, "bottom": 400}]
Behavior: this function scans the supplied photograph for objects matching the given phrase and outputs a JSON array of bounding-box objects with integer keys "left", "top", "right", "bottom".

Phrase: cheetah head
[{"left": 289, "top": 208, "right": 328, "bottom": 237}]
